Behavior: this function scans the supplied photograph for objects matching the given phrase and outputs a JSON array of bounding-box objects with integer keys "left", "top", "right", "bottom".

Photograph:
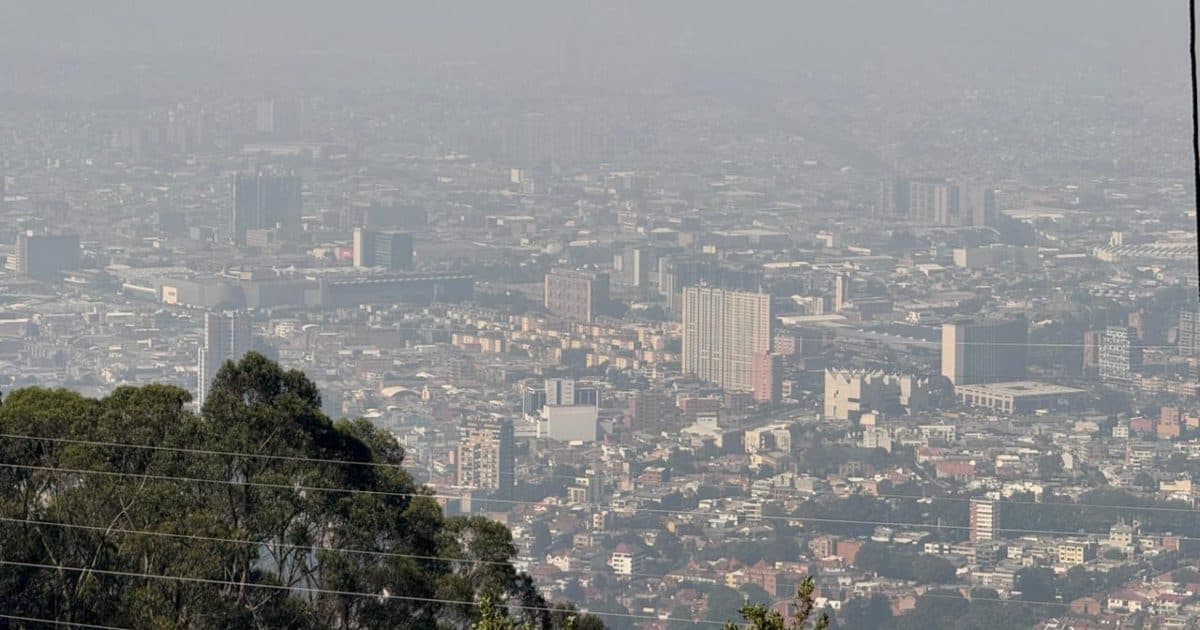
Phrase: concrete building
[
  {"left": 954, "top": 381, "right": 1087, "bottom": 414},
  {"left": 1109, "top": 521, "right": 1137, "bottom": 553},
  {"left": 229, "top": 171, "right": 302, "bottom": 245},
  {"left": 1099, "top": 326, "right": 1142, "bottom": 381},
  {"left": 544, "top": 269, "right": 609, "bottom": 322},
  {"left": 315, "top": 272, "right": 473, "bottom": 307},
  {"left": 941, "top": 317, "right": 1028, "bottom": 385},
  {"left": 626, "top": 391, "right": 677, "bottom": 432},
  {"left": 682, "top": 287, "right": 774, "bottom": 394},
  {"left": 833, "top": 273, "right": 850, "bottom": 312},
  {"left": 752, "top": 352, "right": 783, "bottom": 404},
  {"left": 744, "top": 424, "right": 792, "bottom": 454},
  {"left": 456, "top": 418, "right": 515, "bottom": 497},
  {"left": 658, "top": 256, "right": 762, "bottom": 312},
  {"left": 1056, "top": 540, "right": 1096, "bottom": 567},
  {"left": 876, "top": 176, "right": 910, "bottom": 218},
  {"left": 862, "top": 427, "right": 893, "bottom": 452},
  {"left": 970, "top": 498, "right": 998, "bottom": 543},
  {"left": 1083, "top": 329, "right": 1103, "bottom": 374},
  {"left": 952, "top": 244, "right": 1038, "bottom": 270},
  {"left": 353, "top": 227, "right": 413, "bottom": 270},
  {"left": 908, "top": 178, "right": 959, "bottom": 225},
  {"left": 613, "top": 245, "right": 653, "bottom": 287},
  {"left": 6, "top": 231, "right": 81, "bottom": 282},
  {"left": 824, "top": 369, "right": 931, "bottom": 422},
  {"left": 538, "top": 378, "right": 599, "bottom": 442},
  {"left": 255, "top": 98, "right": 302, "bottom": 139},
  {"left": 960, "top": 184, "right": 998, "bottom": 227},
  {"left": 609, "top": 543, "right": 642, "bottom": 576},
  {"left": 539, "top": 406, "right": 598, "bottom": 442},
  {"left": 196, "top": 311, "right": 252, "bottom": 407},
  {"left": 1179, "top": 309, "right": 1200, "bottom": 357},
  {"left": 545, "top": 378, "right": 596, "bottom": 406}
]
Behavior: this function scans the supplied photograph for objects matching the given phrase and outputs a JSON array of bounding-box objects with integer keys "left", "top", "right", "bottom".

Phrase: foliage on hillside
[{"left": 0, "top": 352, "right": 598, "bottom": 629}]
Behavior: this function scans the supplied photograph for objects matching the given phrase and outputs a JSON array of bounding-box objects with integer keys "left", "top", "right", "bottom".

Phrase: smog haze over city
[{"left": 1, "top": 2, "right": 1199, "bottom": 629}]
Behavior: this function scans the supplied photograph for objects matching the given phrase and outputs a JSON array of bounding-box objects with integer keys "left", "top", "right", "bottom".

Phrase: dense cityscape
[{"left": 1, "top": 3, "right": 1199, "bottom": 629}]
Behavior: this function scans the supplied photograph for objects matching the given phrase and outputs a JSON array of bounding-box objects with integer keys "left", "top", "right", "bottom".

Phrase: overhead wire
[
  {"left": 0, "top": 614, "right": 131, "bottom": 630},
  {"left": 0, "top": 513, "right": 1160, "bottom": 612},
  {"left": 0, "top": 516, "right": 1154, "bottom": 617},
  {"left": 1, "top": 461, "right": 1197, "bottom": 541},
  {"left": 1, "top": 431, "right": 1197, "bottom": 516},
  {"left": 0, "top": 559, "right": 733, "bottom": 627}
]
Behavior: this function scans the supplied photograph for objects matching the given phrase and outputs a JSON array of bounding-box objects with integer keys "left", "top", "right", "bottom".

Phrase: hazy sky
[
  {"left": 0, "top": 2, "right": 1184, "bottom": 69},
  {"left": 0, "top": 1, "right": 1190, "bottom": 108}
]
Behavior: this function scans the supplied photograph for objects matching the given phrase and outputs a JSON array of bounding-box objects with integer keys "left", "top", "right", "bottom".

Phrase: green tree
[
  {"left": 1037, "top": 454, "right": 1062, "bottom": 480},
  {"left": 708, "top": 585, "right": 747, "bottom": 624},
  {"left": 475, "top": 594, "right": 534, "bottom": 630},
  {"left": 667, "top": 605, "right": 696, "bottom": 630},
  {"left": 889, "top": 590, "right": 968, "bottom": 630},
  {"left": 909, "top": 554, "right": 956, "bottom": 584},
  {"left": 849, "top": 542, "right": 953, "bottom": 584},
  {"left": 1059, "top": 565, "right": 1098, "bottom": 603},
  {"left": 724, "top": 576, "right": 829, "bottom": 630},
  {"left": 852, "top": 542, "right": 893, "bottom": 575},
  {"left": 1014, "top": 567, "right": 1058, "bottom": 603},
  {"left": 1132, "top": 472, "right": 1156, "bottom": 492},
  {"left": 0, "top": 354, "right": 583, "bottom": 630},
  {"left": 839, "top": 593, "right": 891, "bottom": 630},
  {"left": 740, "top": 583, "right": 774, "bottom": 607}
]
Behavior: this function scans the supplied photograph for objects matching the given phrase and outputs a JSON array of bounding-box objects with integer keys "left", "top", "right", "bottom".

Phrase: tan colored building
[
  {"left": 544, "top": 269, "right": 609, "bottom": 322},
  {"left": 456, "top": 418, "right": 514, "bottom": 498},
  {"left": 682, "top": 287, "right": 774, "bottom": 393},
  {"left": 1056, "top": 540, "right": 1096, "bottom": 567}
]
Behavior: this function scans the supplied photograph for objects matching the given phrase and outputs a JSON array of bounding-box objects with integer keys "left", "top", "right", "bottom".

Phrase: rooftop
[{"left": 954, "top": 381, "right": 1087, "bottom": 396}]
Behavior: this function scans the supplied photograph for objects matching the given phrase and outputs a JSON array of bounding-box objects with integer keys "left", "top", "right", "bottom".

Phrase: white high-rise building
[
  {"left": 833, "top": 273, "right": 850, "bottom": 312},
  {"left": 544, "top": 378, "right": 577, "bottom": 406},
  {"left": 1099, "top": 326, "right": 1142, "bottom": 381},
  {"left": 970, "top": 498, "right": 999, "bottom": 543},
  {"left": 197, "top": 312, "right": 252, "bottom": 407},
  {"left": 538, "top": 378, "right": 599, "bottom": 442},
  {"left": 682, "top": 287, "right": 773, "bottom": 393}
]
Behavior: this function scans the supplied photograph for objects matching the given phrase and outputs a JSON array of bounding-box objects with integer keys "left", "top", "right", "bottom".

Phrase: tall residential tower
[
  {"left": 682, "top": 287, "right": 774, "bottom": 395},
  {"left": 196, "top": 312, "right": 252, "bottom": 407},
  {"left": 456, "top": 418, "right": 515, "bottom": 498}
]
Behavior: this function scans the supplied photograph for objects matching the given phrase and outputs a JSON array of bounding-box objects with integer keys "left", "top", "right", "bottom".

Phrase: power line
[
  {"left": 0, "top": 514, "right": 1146, "bottom": 614},
  {"left": 0, "top": 514, "right": 846, "bottom": 594},
  {"left": 2, "top": 432, "right": 1198, "bottom": 516},
  {"left": 0, "top": 518, "right": 1134, "bottom": 616},
  {"left": 0, "top": 614, "right": 130, "bottom": 630},
  {"left": 2, "top": 462, "right": 1197, "bottom": 540},
  {"left": 0, "top": 514, "right": 678, "bottom": 582},
  {"left": 0, "top": 433, "right": 405, "bottom": 471},
  {"left": 0, "top": 560, "right": 733, "bottom": 627}
]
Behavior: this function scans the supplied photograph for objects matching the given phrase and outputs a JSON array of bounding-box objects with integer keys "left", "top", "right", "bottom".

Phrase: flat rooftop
[{"left": 954, "top": 381, "right": 1087, "bottom": 396}]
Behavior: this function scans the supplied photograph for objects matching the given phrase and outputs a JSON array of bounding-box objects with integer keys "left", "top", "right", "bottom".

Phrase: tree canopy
[
  {"left": 726, "top": 576, "right": 829, "bottom": 630},
  {"left": 0, "top": 352, "right": 598, "bottom": 629}
]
